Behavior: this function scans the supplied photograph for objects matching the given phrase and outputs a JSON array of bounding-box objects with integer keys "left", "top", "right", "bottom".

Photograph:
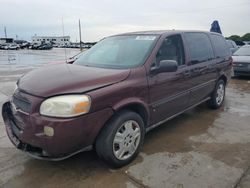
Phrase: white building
[{"left": 31, "top": 36, "right": 70, "bottom": 46}]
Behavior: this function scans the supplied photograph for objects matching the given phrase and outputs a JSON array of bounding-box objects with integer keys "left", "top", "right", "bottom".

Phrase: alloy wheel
[
  {"left": 216, "top": 83, "right": 225, "bottom": 105},
  {"left": 113, "top": 120, "right": 141, "bottom": 160}
]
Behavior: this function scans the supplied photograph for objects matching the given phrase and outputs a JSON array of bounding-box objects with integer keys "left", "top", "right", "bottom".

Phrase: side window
[
  {"left": 156, "top": 35, "right": 185, "bottom": 66},
  {"left": 184, "top": 33, "right": 214, "bottom": 64},
  {"left": 211, "top": 34, "right": 231, "bottom": 58}
]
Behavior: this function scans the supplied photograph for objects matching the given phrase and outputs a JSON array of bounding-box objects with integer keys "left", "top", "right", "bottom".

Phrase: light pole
[{"left": 79, "top": 19, "right": 82, "bottom": 51}]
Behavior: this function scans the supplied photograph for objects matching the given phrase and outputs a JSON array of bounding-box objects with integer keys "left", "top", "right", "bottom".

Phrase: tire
[
  {"left": 208, "top": 79, "right": 226, "bottom": 109},
  {"left": 95, "top": 110, "right": 145, "bottom": 168}
]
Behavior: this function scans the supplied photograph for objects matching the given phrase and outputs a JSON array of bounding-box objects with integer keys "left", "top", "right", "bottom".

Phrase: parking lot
[{"left": 1, "top": 49, "right": 250, "bottom": 188}]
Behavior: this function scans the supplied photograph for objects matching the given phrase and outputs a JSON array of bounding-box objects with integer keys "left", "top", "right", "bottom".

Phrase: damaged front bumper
[{"left": 2, "top": 101, "right": 113, "bottom": 161}]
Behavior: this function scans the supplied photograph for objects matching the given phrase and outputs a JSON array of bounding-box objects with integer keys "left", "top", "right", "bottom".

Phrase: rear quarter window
[
  {"left": 184, "top": 32, "right": 214, "bottom": 64},
  {"left": 211, "top": 34, "right": 231, "bottom": 58}
]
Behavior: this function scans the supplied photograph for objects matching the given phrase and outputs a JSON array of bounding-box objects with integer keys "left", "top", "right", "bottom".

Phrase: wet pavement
[
  {"left": 1, "top": 49, "right": 250, "bottom": 187},
  {"left": 0, "top": 48, "right": 79, "bottom": 71}
]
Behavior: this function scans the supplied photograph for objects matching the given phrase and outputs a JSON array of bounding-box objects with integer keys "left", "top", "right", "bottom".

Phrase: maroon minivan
[{"left": 2, "top": 30, "right": 232, "bottom": 167}]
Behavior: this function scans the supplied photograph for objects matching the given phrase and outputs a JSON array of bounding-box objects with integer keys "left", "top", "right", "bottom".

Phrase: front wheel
[
  {"left": 95, "top": 110, "right": 145, "bottom": 168},
  {"left": 208, "top": 79, "right": 226, "bottom": 109}
]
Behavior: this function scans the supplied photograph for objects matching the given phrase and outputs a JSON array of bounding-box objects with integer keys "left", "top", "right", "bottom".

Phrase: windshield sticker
[{"left": 135, "top": 36, "right": 156, "bottom": 40}]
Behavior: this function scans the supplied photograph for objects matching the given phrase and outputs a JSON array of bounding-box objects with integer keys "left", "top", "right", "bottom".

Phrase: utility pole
[
  {"left": 79, "top": 19, "right": 82, "bottom": 51},
  {"left": 4, "top": 26, "right": 7, "bottom": 38},
  {"left": 62, "top": 17, "right": 67, "bottom": 62}
]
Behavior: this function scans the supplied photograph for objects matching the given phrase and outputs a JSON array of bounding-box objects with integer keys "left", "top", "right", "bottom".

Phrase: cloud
[{"left": 0, "top": 0, "right": 249, "bottom": 41}]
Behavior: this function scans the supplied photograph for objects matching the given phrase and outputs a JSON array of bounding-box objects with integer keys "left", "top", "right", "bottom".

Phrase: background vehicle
[
  {"left": 7, "top": 44, "right": 20, "bottom": 50},
  {"left": 0, "top": 44, "right": 7, "bottom": 49},
  {"left": 2, "top": 30, "right": 232, "bottom": 168},
  {"left": 30, "top": 43, "right": 53, "bottom": 50},
  {"left": 38, "top": 43, "right": 53, "bottom": 50},
  {"left": 226, "top": 39, "right": 239, "bottom": 54},
  {"left": 232, "top": 45, "right": 250, "bottom": 76},
  {"left": 0, "top": 43, "right": 20, "bottom": 50}
]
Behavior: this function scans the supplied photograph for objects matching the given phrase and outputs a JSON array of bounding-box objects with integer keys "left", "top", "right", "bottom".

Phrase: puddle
[
  {"left": 190, "top": 112, "right": 250, "bottom": 144},
  {"left": 0, "top": 49, "right": 80, "bottom": 72}
]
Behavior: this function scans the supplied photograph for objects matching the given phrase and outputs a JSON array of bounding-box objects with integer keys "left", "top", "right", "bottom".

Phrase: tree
[
  {"left": 241, "top": 33, "right": 250, "bottom": 41},
  {"left": 227, "top": 35, "right": 242, "bottom": 42}
]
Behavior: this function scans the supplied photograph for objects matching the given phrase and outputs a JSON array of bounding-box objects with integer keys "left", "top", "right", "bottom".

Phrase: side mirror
[{"left": 151, "top": 60, "right": 178, "bottom": 74}]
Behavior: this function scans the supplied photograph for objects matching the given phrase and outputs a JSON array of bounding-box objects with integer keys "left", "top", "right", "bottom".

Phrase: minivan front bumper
[{"left": 2, "top": 101, "right": 113, "bottom": 160}]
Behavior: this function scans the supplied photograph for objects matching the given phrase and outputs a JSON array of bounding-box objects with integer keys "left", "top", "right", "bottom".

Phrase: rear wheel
[
  {"left": 95, "top": 110, "right": 145, "bottom": 168},
  {"left": 208, "top": 79, "right": 226, "bottom": 109}
]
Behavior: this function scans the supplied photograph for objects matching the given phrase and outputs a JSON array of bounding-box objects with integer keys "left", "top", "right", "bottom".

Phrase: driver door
[{"left": 148, "top": 34, "right": 193, "bottom": 125}]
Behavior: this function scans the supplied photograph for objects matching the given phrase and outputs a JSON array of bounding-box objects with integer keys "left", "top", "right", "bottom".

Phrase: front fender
[{"left": 112, "top": 98, "right": 150, "bottom": 126}]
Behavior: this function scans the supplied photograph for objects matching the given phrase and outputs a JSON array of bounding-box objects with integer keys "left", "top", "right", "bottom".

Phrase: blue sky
[{"left": 0, "top": 0, "right": 249, "bottom": 42}]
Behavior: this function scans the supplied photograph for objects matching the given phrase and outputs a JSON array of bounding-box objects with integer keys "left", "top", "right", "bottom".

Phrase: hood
[
  {"left": 18, "top": 64, "right": 130, "bottom": 97},
  {"left": 232, "top": 56, "right": 250, "bottom": 63}
]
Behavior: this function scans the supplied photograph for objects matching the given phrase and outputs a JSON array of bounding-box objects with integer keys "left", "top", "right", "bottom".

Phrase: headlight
[{"left": 40, "top": 95, "right": 91, "bottom": 118}]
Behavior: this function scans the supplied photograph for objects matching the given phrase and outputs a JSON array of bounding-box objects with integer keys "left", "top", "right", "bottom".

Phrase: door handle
[
  {"left": 183, "top": 70, "right": 191, "bottom": 76},
  {"left": 193, "top": 67, "right": 200, "bottom": 73}
]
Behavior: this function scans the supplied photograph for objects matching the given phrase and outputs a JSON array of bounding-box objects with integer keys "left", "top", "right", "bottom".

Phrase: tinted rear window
[
  {"left": 184, "top": 33, "right": 214, "bottom": 64},
  {"left": 211, "top": 34, "right": 231, "bottom": 58}
]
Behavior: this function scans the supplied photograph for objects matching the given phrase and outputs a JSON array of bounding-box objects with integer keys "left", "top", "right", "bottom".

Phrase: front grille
[{"left": 12, "top": 91, "right": 31, "bottom": 113}]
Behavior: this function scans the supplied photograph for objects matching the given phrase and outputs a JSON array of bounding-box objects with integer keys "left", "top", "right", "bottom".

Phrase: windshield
[
  {"left": 74, "top": 35, "right": 158, "bottom": 69},
  {"left": 233, "top": 46, "right": 250, "bottom": 56}
]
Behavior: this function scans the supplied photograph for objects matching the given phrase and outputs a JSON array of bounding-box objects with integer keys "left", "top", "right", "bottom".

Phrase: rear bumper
[
  {"left": 233, "top": 66, "right": 250, "bottom": 76},
  {"left": 2, "top": 101, "right": 113, "bottom": 160}
]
